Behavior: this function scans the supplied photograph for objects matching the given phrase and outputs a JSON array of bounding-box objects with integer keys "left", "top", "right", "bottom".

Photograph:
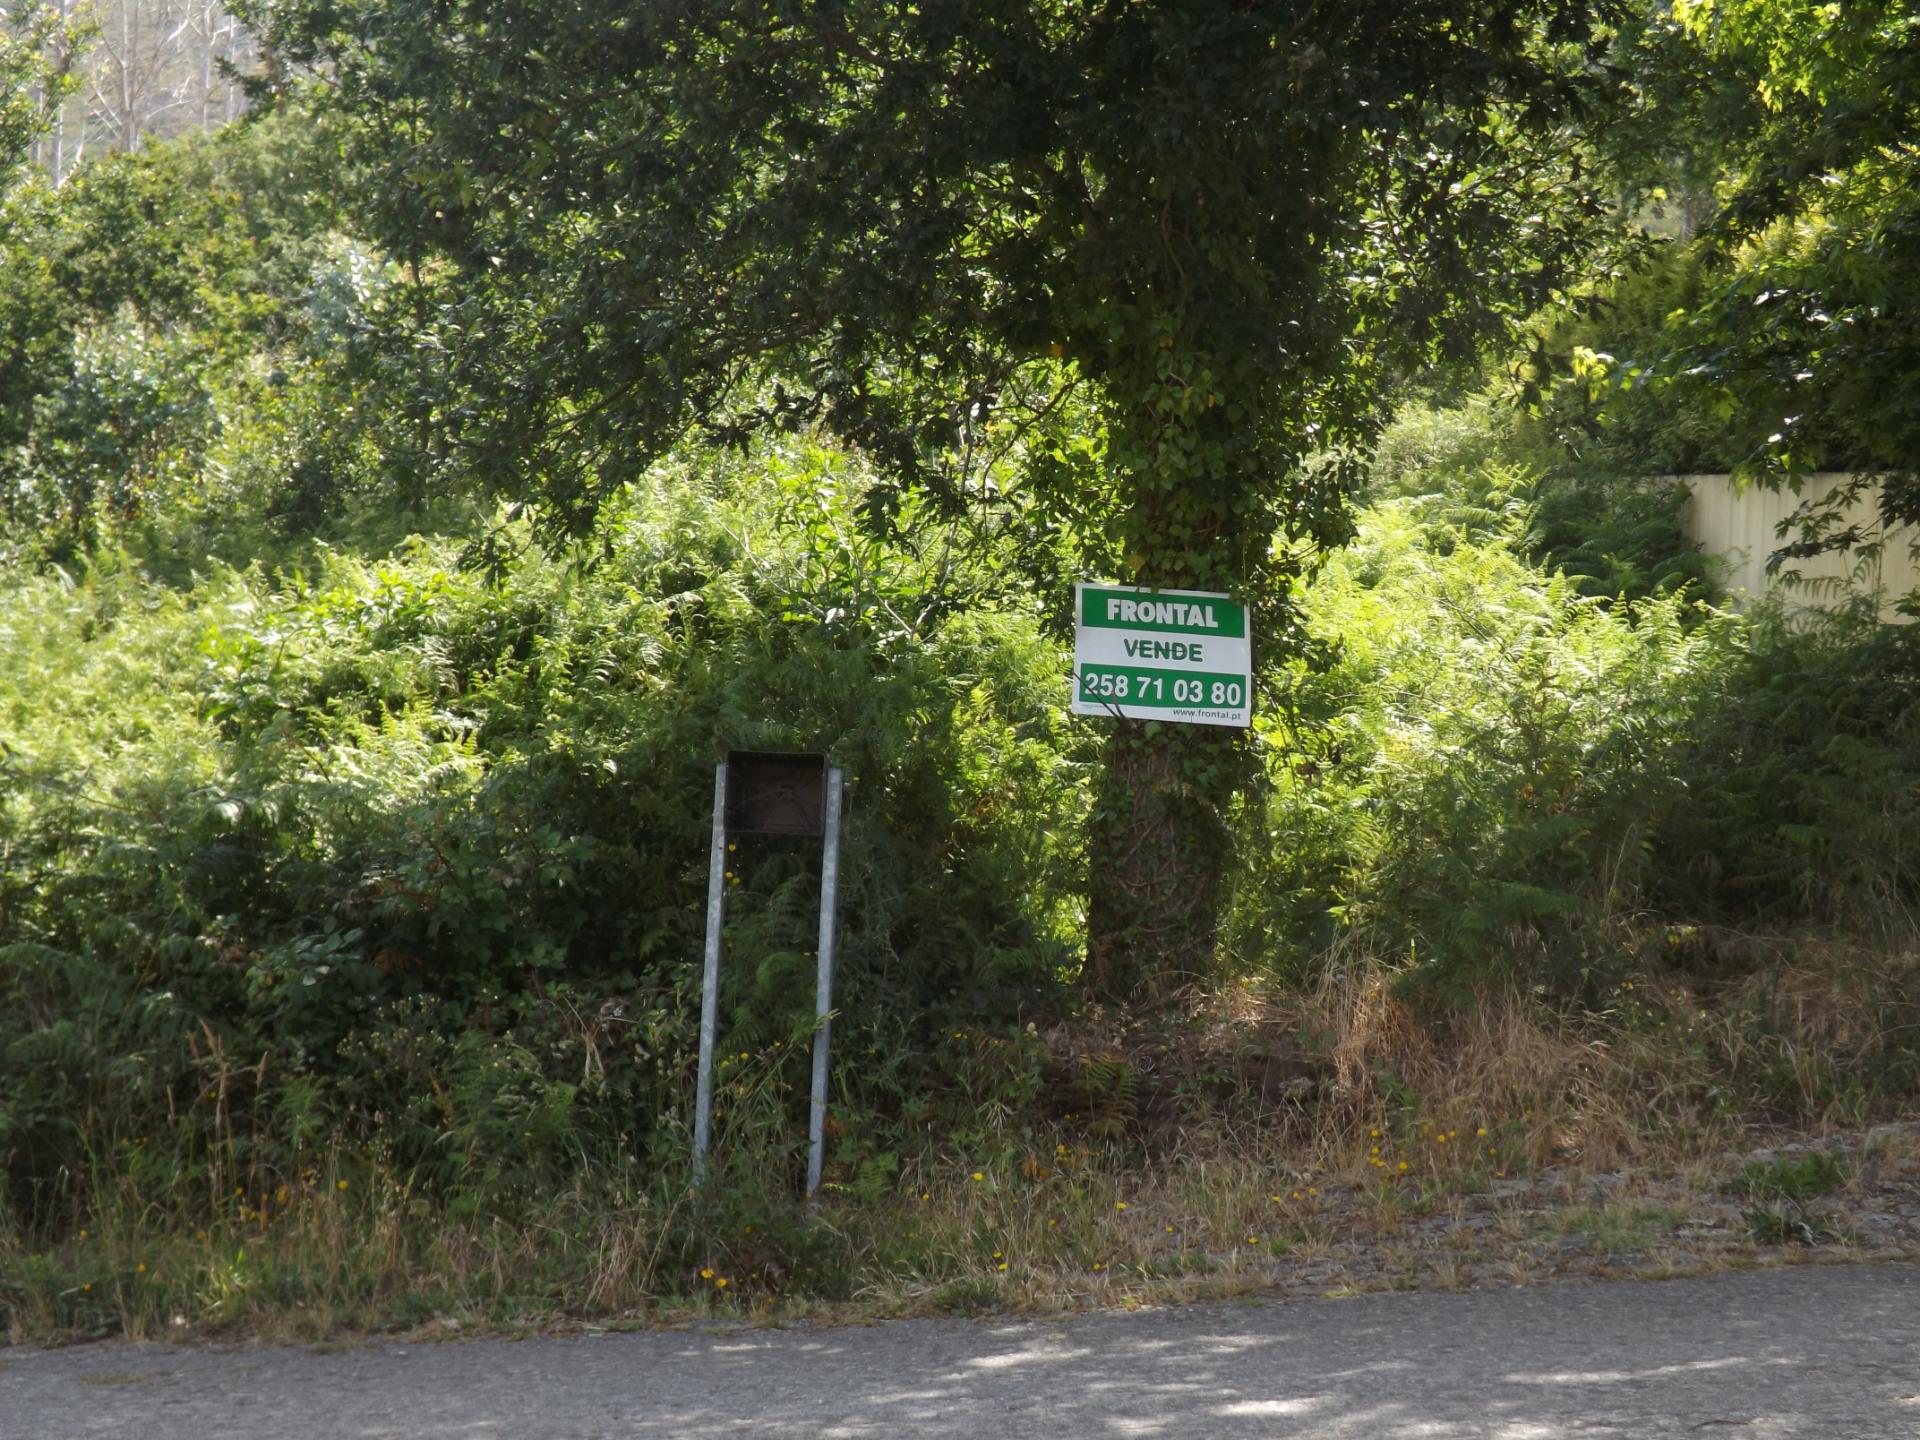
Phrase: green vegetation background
[{"left": 5, "top": 4, "right": 1920, "bottom": 1337}]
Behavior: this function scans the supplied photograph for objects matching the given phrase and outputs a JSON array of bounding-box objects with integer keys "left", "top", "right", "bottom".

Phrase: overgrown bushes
[
  {"left": 1659, "top": 607, "right": 1920, "bottom": 929},
  {"left": 1237, "top": 499, "right": 1737, "bottom": 995},
  {"left": 1236, "top": 495, "right": 1920, "bottom": 998},
  {"left": 0, "top": 443, "right": 1090, "bottom": 1232},
  {"left": 12, "top": 428, "right": 1920, "bottom": 1273}
]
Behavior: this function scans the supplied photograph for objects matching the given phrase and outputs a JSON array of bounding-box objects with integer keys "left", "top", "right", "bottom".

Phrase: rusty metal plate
[{"left": 725, "top": 752, "right": 827, "bottom": 835}]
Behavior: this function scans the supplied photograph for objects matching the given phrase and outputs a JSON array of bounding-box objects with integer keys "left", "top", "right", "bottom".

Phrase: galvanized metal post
[
  {"left": 692, "top": 760, "right": 728, "bottom": 1190},
  {"left": 805, "top": 767, "right": 846, "bottom": 1201}
]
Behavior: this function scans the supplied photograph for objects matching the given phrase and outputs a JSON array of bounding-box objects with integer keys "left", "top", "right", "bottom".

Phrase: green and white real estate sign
[{"left": 1072, "top": 583, "right": 1252, "bottom": 728}]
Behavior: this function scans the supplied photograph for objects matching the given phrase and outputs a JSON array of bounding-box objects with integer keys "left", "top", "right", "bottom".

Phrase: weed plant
[{"left": 1239, "top": 491, "right": 1920, "bottom": 1008}]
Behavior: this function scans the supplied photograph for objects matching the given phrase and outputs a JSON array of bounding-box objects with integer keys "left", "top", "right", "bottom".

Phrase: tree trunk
[
  {"left": 1084, "top": 718, "right": 1239, "bottom": 1003},
  {"left": 199, "top": 0, "right": 214, "bottom": 130}
]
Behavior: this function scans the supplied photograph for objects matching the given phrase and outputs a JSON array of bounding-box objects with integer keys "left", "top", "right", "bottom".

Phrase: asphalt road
[{"left": 4, "top": 1263, "right": 1918, "bottom": 1439}]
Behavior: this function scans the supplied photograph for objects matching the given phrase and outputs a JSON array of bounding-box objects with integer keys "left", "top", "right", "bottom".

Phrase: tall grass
[{"left": 10, "top": 928, "right": 1913, "bottom": 1341}]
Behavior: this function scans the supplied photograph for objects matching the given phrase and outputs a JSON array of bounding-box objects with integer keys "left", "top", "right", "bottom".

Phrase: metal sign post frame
[
  {"left": 805, "top": 766, "right": 845, "bottom": 1201},
  {"left": 691, "top": 758, "right": 846, "bottom": 1202},
  {"left": 691, "top": 760, "right": 729, "bottom": 1190}
]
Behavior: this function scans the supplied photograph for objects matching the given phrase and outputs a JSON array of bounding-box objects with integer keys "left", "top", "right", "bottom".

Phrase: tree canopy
[
  {"left": 1589, "top": 1, "right": 1920, "bottom": 563},
  {"left": 250, "top": 0, "right": 1638, "bottom": 995},
  {"left": 0, "top": 2, "right": 81, "bottom": 196}
]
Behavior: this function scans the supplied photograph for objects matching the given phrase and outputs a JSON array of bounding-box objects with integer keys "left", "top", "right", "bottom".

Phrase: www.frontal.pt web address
[{"left": 1168, "top": 708, "right": 1238, "bottom": 722}]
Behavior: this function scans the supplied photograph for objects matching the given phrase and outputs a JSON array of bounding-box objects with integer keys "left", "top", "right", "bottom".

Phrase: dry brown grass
[{"left": 825, "top": 935, "right": 1920, "bottom": 1321}]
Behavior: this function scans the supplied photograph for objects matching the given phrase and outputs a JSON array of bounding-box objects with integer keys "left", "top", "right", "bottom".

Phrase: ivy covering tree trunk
[{"left": 1087, "top": 722, "right": 1239, "bottom": 1000}]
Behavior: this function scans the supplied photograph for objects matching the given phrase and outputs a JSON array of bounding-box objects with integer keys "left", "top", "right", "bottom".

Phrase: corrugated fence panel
[{"left": 1677, "top": 473, "right": 1918, "bottom": 619}]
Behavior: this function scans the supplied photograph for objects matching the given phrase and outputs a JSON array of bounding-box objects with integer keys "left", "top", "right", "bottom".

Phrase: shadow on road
[{"left": 5, "top": 1263, "right": 1916, "bottom": 1438}]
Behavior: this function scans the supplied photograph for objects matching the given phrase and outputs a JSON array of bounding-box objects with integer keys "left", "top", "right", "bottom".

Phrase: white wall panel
[{"left": 1677, "top": 473, "right": 1918, "bottom": 619}]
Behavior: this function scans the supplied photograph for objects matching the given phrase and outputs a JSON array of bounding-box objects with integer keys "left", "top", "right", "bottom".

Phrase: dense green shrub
[
  {"left": 0, "top": 116, "right": 358, "bottom": 566},
  {"left": 0, "top": 441, "right": 1089, "bottom": 1224},
  {"left": 14, "top": 409, "right": 1915, "bottom": 1227},
  {"left": 1656, "top": 603, "right": 1920, "bottom": 929},
  {"left": 1234, "top": 489, "right": 1920, "bottom": 998},
  {"left": 1368, "top": 392, "right": 1711, "bottom": 606},
  {"left": 1527, "top": 472, "right": 1710, "bottom": 604},
  {"left": 1235, "top": 500, "right": 1738, "bottom": 996}
]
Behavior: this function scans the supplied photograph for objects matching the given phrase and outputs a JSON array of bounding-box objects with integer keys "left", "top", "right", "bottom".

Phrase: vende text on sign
[{"left": 1071, "top": 582, "right": 1252, "bottom": 728}]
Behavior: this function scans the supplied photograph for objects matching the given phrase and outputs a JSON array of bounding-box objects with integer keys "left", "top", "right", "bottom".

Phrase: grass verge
[{"left": 6, "top": 944, "right": 1919, "bottom": 1345}]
